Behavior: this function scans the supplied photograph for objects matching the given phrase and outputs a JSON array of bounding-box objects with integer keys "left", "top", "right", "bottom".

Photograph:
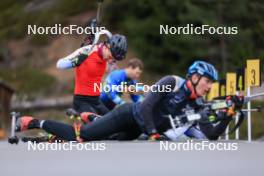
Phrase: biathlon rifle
[
  {"left": 81, "top": 0, "right": 104, "bottom": 47},
  {"left": 168, "top": 92, "right": 264, "bottom": 134}
]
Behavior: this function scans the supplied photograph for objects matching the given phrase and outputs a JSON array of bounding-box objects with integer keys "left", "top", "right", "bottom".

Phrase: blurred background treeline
[{"left": 0, "top": 0, "right": 263, "bottom": 139}]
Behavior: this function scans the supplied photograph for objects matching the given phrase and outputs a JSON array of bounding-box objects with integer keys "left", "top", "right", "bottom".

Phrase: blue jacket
[{"left": 100, "top": 69, "right": 141, "bottom": 105}]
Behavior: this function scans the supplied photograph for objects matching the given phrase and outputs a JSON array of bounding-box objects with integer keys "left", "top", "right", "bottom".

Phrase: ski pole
[{"left": 8, "top": 112, "right": 20, "bottom": 144}]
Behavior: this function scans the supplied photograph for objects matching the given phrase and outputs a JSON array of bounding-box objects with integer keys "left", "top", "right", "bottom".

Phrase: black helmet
[{"left": 108, "top": 34, "right": 128, "bottom": 61}]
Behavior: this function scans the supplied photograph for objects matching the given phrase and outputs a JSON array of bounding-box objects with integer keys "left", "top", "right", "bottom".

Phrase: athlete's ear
[
  {"left": 105, "top": 43, "right": 111, "bottom": 48},
  {"left": 191, "top": 74, "right": 199, "bottom": 84}
]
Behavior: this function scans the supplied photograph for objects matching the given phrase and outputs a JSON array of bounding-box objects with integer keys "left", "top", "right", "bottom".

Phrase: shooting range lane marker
[
  {"left": 225, "top": 72, "right": 237, "bottom": 140},
  {"left": 246, "top": 59, "right": 261, "bottom": 142}
]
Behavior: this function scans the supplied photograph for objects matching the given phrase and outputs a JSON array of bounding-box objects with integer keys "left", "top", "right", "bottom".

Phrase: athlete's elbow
[
  {"left": 56, "top": 59, "right": 63, "bottom": 69},
  {"left": 56, "top": 59, "right": 70, "bottom": 69}
]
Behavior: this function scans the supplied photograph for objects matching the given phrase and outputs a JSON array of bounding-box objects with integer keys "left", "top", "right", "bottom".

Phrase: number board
[
  {"left": 219, "top": 79, "right": 226, "bottom": 96},
  {"left": 236, "top": 68, "right": 245, "bottom": 91},
  {"left": 226, "top": 73, "right": 237, "bottom": 95},
  {"left": 247, "top": 59, "right": 261, "bottom": 87}
]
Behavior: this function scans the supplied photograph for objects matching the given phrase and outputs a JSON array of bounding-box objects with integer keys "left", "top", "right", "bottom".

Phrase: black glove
[
  {"left": 199, "top": 107, "right": 213, "bottom": 123},
  {"left": 81, "top": 19, "right": 97, "bottom": 47},
  {"left": 232, "top": 95, "right": 244, "bottom": 110}
]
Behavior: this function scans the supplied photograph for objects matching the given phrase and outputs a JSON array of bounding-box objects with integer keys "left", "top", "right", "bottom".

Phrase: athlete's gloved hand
[
  {"left": 199, "top": 107, "right": 213, "bottom": 123},
  {"left": 232, "top": 95, "right": 244, "bottom": 110},
  {"left": 81, "top": 18, "right": 97, "bottom": 47}
]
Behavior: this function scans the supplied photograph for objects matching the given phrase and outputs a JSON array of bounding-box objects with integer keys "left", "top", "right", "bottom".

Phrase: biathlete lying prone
[{"left": 15, "top": 61, "right": 237, "bottom": 141}]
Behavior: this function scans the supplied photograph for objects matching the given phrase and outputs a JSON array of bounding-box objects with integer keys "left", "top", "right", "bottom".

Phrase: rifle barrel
[
  {"left": 242, "top": 108, "right": 261, "bottom": 112},
  {"left": 246, "top": 92, "right": 264, "bottom": 100},
  {"left": 96, "top": 0, "right": 104, "bottom": 24}
]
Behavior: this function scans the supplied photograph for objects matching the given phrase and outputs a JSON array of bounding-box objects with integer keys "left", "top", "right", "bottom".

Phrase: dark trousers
[
  {"left": 101, "top": 97, "right": 116, "bottom": 110},
  {"left": 42, "top": 103, "right": 142, "bottom": 141},
  {"left": 73, "top": 95, "right": 109, "bottom": 115}
]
